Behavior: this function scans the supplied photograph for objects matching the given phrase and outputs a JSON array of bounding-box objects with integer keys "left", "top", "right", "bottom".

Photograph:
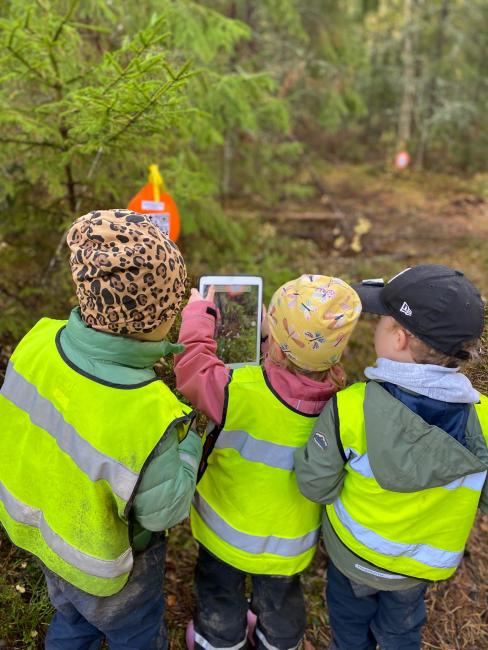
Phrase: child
[
  {"left": 174, "top": 274, "right": 361, "bottom": 650},
  {"left": 294, "top": 264, "right": 488, "bottom": 650},
  {"left": 0, "top": 209, "right": 202, "bottom": 649}
]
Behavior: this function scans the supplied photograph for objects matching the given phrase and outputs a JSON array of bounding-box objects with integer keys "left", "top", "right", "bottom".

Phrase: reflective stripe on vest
[
  {"left": 191, "top": 365, "right": 321, "bottom": 575},
  {"left": 214, "top": 429, "right": 299, "bottom": 470},
  {"left": 332, "top": 496, "right": 463, "bottom": 570},
  {"left": 326, "top": 382, "right": 488, "bottom": 581},
  {"left": 0, "top": 318, "right": 193, "bottom": 596},
  {"left": 2, "top": 362, "right": 137, "bottom": 501},
  {"left": 194, "top": 493, "right": 319, "bottom": 557},
  {"left": 0, "top": 480, "right": 132, "bottom": 578},
  {"left": 345, "top": 445, "right": 486, "bottom": 491}
]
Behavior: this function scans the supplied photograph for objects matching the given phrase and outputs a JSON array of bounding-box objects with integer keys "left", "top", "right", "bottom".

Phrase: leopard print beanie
[{"left": 67, "top": 209, "right": 187, "bottom": 335}]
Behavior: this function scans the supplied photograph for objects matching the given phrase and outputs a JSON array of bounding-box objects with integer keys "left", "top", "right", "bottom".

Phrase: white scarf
[{"left": 364, "top": 358, "right": 480, "bottom": 404}]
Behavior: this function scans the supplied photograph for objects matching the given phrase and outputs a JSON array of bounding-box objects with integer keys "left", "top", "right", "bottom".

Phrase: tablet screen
[{"left": 201, "top": 282, "right": 261, "bottom": 366}]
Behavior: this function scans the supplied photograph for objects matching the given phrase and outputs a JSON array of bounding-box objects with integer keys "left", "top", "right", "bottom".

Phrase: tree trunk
[
  {"left": 221, "top": 133, "right": 233, "bottom": 203},
  {"left": 397, "top": 0, "right": 416, "bottom": 151},
  {"left": 415, "top": 0, "right": 450, "bottom": 168}
]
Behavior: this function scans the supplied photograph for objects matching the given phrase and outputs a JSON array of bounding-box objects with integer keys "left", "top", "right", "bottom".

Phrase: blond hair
[
  {"left": 390, "top": 319, "right": 480, "bottom": 367},
  {"left": 268, "top": 335, "right": 346, "bottom": 388}
]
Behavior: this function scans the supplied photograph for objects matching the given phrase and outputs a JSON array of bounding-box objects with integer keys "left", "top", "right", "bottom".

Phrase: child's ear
[
  {"left": 269, "top": 338, "right": 286, "bottom": 362},
  {"left": 395, "top": 327, "right": 410, "bottom": 352}
]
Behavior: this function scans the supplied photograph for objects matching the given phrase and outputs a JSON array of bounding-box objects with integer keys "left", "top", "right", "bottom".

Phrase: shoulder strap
[
  {"left": 332, "top": 394, "right": 347, "bottom": 462},
  {"left": 197, "top": 369, "right": 234, "bottom": 482}
]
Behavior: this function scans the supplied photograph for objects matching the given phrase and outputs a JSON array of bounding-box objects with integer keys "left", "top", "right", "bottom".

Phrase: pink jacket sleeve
[{"left": 174, "top": 300, "right": 230, "bottom": 425}]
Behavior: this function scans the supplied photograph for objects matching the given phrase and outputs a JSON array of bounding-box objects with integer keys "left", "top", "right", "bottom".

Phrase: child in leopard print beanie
[
  {"left": 67, "top": 208, "right": 187, "bottom": 336},
  {"left": 0, "top": 208, "right": 202, "bottom": 648}
]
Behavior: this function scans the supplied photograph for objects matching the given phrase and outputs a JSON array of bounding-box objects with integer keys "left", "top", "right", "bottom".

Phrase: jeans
[
  {"left": 194, "top": 545, "right": 306, "bottom": 650},
  {"left": 42, "top": 535, "right": 167, "bottom": 650},
  {"left": 326, "top": 562, "right": 428, "bottom": 650}
]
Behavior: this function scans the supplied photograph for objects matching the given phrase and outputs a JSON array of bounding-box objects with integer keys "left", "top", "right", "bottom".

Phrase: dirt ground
[{"left": 1, "top": 166, "right": 487, "bottom": 649}]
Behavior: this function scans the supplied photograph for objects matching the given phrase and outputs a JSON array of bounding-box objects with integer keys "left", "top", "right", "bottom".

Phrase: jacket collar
[
  {"left": 61, "top": 308, "right": 183, "bottom": 374},
  {"left": 365, "top": 381, "right": 487, "bottom": 491},
  {"left": 364, "top": 357, "right": 479, "bottom": 404}
]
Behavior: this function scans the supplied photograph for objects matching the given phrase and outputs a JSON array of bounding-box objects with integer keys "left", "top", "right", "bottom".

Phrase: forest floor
[{"left": 1, "top": 164, "right": 487, "bottom": 649}]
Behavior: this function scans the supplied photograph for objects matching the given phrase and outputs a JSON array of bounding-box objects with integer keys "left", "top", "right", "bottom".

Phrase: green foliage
[
  {"left": 0, "top": 0, "right": 293, "bottom": 339},
  {"left": 0, "top": 544, "right": 52, "bottom": 649},
  {"left": 362, "top": 0, "right": 488, "bottom": 169},
  {"left": 0, "top": 1, "right": 192, "bottom": 210},
  {"left": 0, "top": 0, "right": 487, "bottom": 342}
]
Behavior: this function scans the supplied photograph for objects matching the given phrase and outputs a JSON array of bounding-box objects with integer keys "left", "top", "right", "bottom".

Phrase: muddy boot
[
  {"left": 185, "top": 620, "right": 195, "bottom": 650},
  {"left": 246, "top": 609, "right": 257, "bottom": 647}
]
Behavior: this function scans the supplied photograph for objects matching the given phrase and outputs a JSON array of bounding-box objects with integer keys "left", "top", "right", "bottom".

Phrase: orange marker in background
[
  {"left": 128, "top": 164, "right": 181, "bottom": 242},
  {"left": 394, "top": 150, "right": 411, "bottom": 171}
]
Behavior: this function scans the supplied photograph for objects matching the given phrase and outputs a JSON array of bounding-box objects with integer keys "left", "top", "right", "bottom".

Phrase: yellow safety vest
[
  {"left": 191, "top": 365, "right": 322, "bottom": 575},
  {"left": 0, "top": 318, "right": 193, "bottom": 596},
  {"left": 326, "top": 382, "right": 488, "bottom": 581}
]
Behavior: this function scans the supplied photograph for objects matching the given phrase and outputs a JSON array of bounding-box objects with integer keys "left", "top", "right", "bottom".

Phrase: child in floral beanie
[{"left": 174, "top": 274, "right": 361, "bottom": 650}]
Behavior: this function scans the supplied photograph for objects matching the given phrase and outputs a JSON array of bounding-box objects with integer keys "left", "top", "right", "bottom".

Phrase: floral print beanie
[
  {"left": 67, "top": 209, "right": 187, "bottom": 335},
  {"left": 267, "top": 274, "right": 362, "bottom": 371}
]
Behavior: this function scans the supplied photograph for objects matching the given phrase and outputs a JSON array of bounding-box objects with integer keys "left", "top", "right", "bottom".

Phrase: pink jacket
[{"left": 174, "top": 300, "right": 340, "bottom": 423}]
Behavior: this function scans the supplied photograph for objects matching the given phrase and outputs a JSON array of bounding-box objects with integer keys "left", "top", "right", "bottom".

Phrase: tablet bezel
[{"left": 199, "top": 275, "right": 263, "bottom": 368}]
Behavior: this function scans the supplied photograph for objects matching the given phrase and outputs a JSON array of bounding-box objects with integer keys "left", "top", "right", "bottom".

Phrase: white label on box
[
  {"left": 148, "top": 213, "right": 170, "bottom": 233},
  {"left": 142, "top": 200, "right": 165, "bottom": 210}
]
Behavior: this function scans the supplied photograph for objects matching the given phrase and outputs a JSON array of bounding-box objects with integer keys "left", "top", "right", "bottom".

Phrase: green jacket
[
  {"left": 60, "top": 308, "right": 202, "bottom": 550},
  {"left": 294, "top": 380, "right": 488, "bottom": 590}
]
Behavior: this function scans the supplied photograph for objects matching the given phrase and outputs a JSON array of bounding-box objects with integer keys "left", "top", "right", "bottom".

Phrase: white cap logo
[{"left": 399, "top": 301, "right": 412, "bottom": 316}]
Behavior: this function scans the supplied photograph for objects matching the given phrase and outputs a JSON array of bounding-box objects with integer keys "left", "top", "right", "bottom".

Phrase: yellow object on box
[{"left": 148, "top": 163, "right": 166, "bottom": 201}]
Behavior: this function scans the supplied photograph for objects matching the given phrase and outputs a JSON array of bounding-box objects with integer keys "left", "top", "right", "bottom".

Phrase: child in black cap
[{"left": 294, "top": 264, "right": 488, "bottom": 650}]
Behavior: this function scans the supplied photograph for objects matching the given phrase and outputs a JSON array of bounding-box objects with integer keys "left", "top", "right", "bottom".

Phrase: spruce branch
[
  {"left": 0, "top": 137, "right": 63, "bottom": 149},
  {"left": 103, "top": 61, "right": 192, "bottom": 145},
  {"left": 42, "top": 147, "right": 103, "bottom": 285},
  {"left": 48, "top": 49, "right": 62, "bottom": 89},
  {"left": 6, "top": 43, "right": 53, "bottom": 87},
  {"left": 52, "top": 0, "right": 81, "bottom": 43},
  {"left": 34, "top": 0, "right": 50, "bottom": 12},
  {"left": 100, "top": 32, "right": 170, "bottom": 94}
]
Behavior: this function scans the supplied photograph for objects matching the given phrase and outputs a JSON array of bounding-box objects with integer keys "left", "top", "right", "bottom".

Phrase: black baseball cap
[{"left": 353, "top": 264, "right": 484, "bottom": 359}]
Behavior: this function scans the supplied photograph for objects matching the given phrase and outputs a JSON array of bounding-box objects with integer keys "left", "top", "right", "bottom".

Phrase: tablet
[{"left": 199, "top": 276, "right": 263, "bottom": 368}]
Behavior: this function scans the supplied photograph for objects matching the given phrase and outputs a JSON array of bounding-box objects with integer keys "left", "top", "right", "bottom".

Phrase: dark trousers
[
  {"left": 326, "top": 562, "right": 428, "bottom": 650},
  {"left": 42, "top": 535, "right": 167, "bottom": 650},
  {"left": 194, "top": 545, "right": 306, "bottom": 650}
]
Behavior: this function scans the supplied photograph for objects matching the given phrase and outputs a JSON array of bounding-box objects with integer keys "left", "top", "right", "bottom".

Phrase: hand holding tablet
[{"left": 198, "top": 276, "right": 263, "bottom": 368}]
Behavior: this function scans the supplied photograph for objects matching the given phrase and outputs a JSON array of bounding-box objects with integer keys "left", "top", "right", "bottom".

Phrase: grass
[{"left": 0, "top": 542, "right": 52, "bottom": 649}]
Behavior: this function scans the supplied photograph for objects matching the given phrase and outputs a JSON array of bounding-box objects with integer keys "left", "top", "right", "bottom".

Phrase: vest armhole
[
  {"left": 195, "top": 370, "right": 234, "bottom": 484},
  {"left": 220, "top": 369, "right": 234, "bottom": 429},
  {"left": 124, "top": 410, "right": 196, "bottom": 519},
  {"left": 332, "top": 395, "right": 347, "bottom": 463}
]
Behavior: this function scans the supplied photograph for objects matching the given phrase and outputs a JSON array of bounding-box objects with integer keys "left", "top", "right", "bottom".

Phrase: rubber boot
[
  {"left": 188, "top": 614, "right": 257, "bottom": 650},
  {"left": 186, "top": 620, "right": 195, "bottom": 650},
  {"left": 247, "top": 609, "right": 257, "bottom": 647}
]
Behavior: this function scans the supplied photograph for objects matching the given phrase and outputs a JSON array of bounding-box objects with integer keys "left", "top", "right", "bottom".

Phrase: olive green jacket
[{"left": 294, "top": 381, "right": 488, "bottom": 590}]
